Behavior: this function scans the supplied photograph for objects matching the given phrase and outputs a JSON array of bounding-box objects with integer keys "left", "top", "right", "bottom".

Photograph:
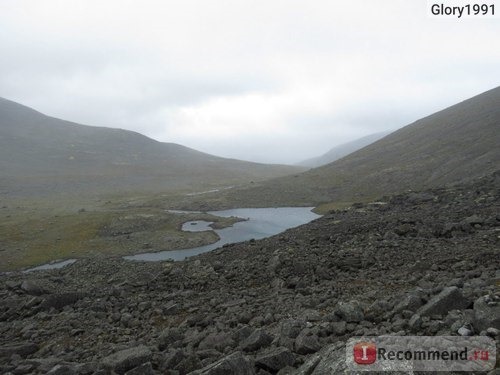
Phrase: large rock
[
  {"left": 190, "top": 351, "right": 256, "bottom": 375},
  {"left": 295, "top": 341, "right": 412, "bottom": 374},
  {"left": 240, "top": 329, "right": 273, "bottom": 352},
  {"left": 416, "top": 287, "right": 470, "bottom": 317},
  {"left": 330, "top": 321, "right": 347, "bottom": 336},
  {"left": 280, "top": 320, "right": 306, "bottom": 339},
  {"left": 198, "top": 332, "right": 235, "bottom": 351},
  {"left": 124, "top": 362, "right": 154, "bottom": 375},
  {"left": 393, "top": 294, "right": 423, "bottom": 313},
  {"left": 20, "top": 280, "right": 47, "bottom": 296},
  {"left": 40, "top": 293, "right": 86, "bottom": 311},
  {"left": 364, "top": 299, "right": 393, "bottom": 322},
  {"left": 408, "top": 314, "right": 423, "bottom": 332},
  {"left": 255, "top": 347, "right": 295, "bottom": 372},
  {"left": 294, "top": 341, "right": 347, "bottom": 374},
  {"left": 175, "top": 354, "right": 202, "bottom": 374},
  {"left": 233, "top": 326, "right": 254, "bottom": 344},
  {"left": 161, "top": 349, "right": 185, "bottom": 369},
  {"left": 336, "top": 301, "right": 364, "bottom": 323},
  {"left": 101, "top": 345, "right": 152, "bottom": 375},
  {"left": 463, "top": 215, "right": 485, "bottom": 226},
  {"left": 46, "top": 364, "right": 76, "bottom": 375},
  {"left": 158, "top": 328, "right": 184, "bottom": 351},
  {"left": 294, "top": 333, "right": 321, "bottom": 355},
  {"left": 473, "top": 295, "right": 500, "bottom": 331},
  {"left": 0, "top": 342, "right": 39, "bottom": 358}
]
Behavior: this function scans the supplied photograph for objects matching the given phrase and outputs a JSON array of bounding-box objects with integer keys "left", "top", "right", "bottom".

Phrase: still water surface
[
  {"left": 23, "top": 259, "right": 77, "bottom": 273},
  {"left": 24, "top": 207, "right": 320, "bottom": 271},
  {"left": 125, "top": 207, "right": 320, "bottom": 262}
]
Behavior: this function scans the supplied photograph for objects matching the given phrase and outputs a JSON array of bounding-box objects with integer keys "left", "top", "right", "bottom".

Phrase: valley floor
[
  {"left": 0, "top": 194, "right": 242, "bottom": 271},
  {"left": 0, "top": 171, "right": 499, "bottom": 374}
]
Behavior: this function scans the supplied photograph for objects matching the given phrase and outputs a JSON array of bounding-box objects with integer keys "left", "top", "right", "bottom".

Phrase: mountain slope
[
  {"left": 297, "top": 131, "right": 391, "bottom": 168},
  {"left": 197, "top": 86, "right": 500, "bottom": 208},
  {"left": 0, "top": 98, "right": 302, "bottom": 197}
]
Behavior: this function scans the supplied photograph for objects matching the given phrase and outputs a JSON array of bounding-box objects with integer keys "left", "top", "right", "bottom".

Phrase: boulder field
[{"left": 1, "top": 172, "right": 499, "bottom": 374}]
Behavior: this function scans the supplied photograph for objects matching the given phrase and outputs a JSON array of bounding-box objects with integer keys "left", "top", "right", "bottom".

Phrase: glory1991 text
[{"left": 430, "top": 3, "right": 495, "bottom": 18}]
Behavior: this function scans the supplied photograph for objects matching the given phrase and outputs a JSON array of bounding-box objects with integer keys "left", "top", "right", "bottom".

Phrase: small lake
[{"left": 125, "top": 207, "right": 320, "bottom": 262}]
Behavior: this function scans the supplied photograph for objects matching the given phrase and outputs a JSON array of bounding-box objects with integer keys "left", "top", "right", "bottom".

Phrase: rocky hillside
[
  {"left": 210, "top": 86, "right": 500, "bottom": 208},
  {"left": 297, "top": 131, "right": 391, "bottom": 168},
  {"left": 0, "top": 97, "right": 301, "bottom": 197},
  {"left": 1, "top": 171, "right": 498, "bottom": 374}
]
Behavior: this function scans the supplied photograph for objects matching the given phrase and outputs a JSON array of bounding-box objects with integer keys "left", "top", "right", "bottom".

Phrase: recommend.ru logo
[
  {"left": 347, "top": 336, "right": 496, "bottom": 372},
  {"left": 353, "top": 342, "right": 377, "bottom": 365}
]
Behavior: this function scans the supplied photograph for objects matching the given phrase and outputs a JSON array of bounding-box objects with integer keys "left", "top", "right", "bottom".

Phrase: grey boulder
[
  {"left": 190, "top": 351, "right": 255, "bottom": 375},
  {"left": 101, "top": 345, "right": 152, "bottom": 375},
  {"left": 416, "top": 287, "right": 470, "bottom": 317},
  {"left": 473, "top": 295, "right": 500, "bottom": 331}
]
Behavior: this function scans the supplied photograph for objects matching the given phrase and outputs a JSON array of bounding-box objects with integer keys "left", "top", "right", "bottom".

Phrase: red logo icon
[{"left": 353, "top": 342, "right": 377, "bottom": 364}]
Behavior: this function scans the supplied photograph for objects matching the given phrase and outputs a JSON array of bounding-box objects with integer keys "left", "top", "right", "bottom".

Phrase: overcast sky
[{"left": 1, "top": 0, "right": 499, "bottom": 164}]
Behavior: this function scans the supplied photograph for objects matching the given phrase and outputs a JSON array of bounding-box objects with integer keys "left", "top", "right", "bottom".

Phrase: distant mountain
[
  {"left": 297, "top": 131, "right": 391, "bottom": 168},
  {"left": 0, "top": 98, "right": 302, "bottom": 197},
  {"left": 202, "top": 86, "right": 500, "bottom": 208}
]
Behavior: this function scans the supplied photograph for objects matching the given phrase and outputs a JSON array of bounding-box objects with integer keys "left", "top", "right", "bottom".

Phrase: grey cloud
[{"left": 0, "top": 1, "right": 499, "bottom": 163}]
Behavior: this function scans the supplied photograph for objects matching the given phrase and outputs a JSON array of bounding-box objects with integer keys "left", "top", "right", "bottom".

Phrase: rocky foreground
[{"left": 1, "top": 172, "right": 499, "bottom": 374}]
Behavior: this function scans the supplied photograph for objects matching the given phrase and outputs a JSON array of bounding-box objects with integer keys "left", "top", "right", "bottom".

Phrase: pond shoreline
[
  {"left": 19, "top": 207, "right": 320, "bottom": 271},
  {"left": 125, "top": 207, "right": 320, "bottom": 262}
]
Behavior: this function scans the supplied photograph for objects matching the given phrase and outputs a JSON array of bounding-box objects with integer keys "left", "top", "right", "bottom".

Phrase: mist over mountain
[
  {"left": 0, "top": 98, "right": 302, "bottom": 197},
  {"left": 297, "top": 131, "right": 392, "bottom": 168},
  {"left": 200, "top": 86, "right": 500, "bottom": 208}
]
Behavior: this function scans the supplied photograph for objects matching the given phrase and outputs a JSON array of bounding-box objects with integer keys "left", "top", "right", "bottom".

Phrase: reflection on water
[{"left": 125, "top": 207, "right": 320, "bottom": 262}]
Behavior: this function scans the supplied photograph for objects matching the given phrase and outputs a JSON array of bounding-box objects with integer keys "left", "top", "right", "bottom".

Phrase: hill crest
[
  {"left": 0, "top": 97, "right": 302, "bottom": 197},
  {"left": 184, "top": 86, "right": 500, "bottom": 209}
]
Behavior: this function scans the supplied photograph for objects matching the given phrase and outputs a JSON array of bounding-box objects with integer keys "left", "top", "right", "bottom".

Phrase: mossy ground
[
  {"left": 0, "top": 184, "right": 363, "bottom": 271},
  {"left": 0, "top": 192, "right": 241, "bottom": 271}
]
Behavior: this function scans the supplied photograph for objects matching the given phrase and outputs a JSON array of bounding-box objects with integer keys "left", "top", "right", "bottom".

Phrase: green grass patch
[{"left": 0, "top": 195, "right": 244, "bottom": 271}]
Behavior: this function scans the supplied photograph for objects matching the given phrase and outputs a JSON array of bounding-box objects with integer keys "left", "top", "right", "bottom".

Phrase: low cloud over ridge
[{"left": 1, "top": 0, "right": 499, "bottom": 163}]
